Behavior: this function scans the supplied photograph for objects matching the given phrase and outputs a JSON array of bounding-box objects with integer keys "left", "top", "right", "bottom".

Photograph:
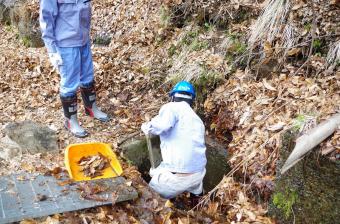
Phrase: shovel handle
[
  {"left": 109, "top": 163, "right": 119, "bottom": 177},
  {"left": 98, "top": 152, "right": 119, "bottom": 177},
  {"left": 145, "top": 134, "right": 156, "bottom": 169}
]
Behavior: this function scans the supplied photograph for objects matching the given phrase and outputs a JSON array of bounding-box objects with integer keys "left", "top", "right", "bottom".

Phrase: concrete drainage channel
[{"left": 120, "top": 135, "right": 230, "bottom": 192}]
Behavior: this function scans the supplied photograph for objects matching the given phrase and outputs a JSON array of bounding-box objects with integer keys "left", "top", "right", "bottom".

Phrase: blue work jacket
[
  {"left": 143, "top": 101, "right": 207, "bottom": 173},
  {"left": 39, "top": 0, "right": 91, "bottom": 53}
]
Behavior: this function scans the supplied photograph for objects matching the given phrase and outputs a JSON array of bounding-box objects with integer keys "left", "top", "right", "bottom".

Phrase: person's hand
[
  {"left": 149, "top": 167, "right": 156, "bottom": 177},
  {"left": 48, "top": 52, "right": 63, "bottom": 70},
  {"left": 141, "top": 122, "right": 151, "bottom": 135}
]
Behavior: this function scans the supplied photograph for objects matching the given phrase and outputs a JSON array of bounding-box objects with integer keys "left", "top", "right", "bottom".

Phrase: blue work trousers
[{"left": 57, "top": 42, "right": 94, "bottom": 97}]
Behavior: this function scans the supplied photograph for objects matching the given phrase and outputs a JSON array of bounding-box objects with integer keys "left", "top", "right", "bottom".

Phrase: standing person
[
  {"left": 39, "top": 0, "right": 109, "bottom": 138},
  {"left": 141, "top": 81, "right": 207, "bottom": 200}
]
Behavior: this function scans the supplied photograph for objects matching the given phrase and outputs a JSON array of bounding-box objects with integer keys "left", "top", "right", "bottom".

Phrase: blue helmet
[{"left": 170, "top": 81, "right": 196, "bottom": 98}]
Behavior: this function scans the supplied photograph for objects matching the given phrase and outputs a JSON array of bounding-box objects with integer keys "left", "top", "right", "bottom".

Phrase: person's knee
[
  {"left": 151, "top": 186, "right": 178, "bottom": 199},
  {"left": 60, "top": 88, "right": 78, "bottom": 97},
  {"left": 149, "top": 179, "right": 178, "bottom": 199},
  {"left": 59, "top": 70, "right": 80, "bottom": 95},
  {"left": 60, "top": 91, "right": 77, "bottom": 98},
  {"left": 80, "top": 81, "right": 94, "bottom": 89}
]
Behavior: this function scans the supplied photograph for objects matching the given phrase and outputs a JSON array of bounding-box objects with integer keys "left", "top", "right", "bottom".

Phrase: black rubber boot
[
  {"left": 189, "top": 192, "right": 203, "bottom": 208},
  {"left": 80, "top": 84, "right": 109, "bottom": 122},
  {"left": 60, "top": 95, "right": 88, "bottom": 138}
]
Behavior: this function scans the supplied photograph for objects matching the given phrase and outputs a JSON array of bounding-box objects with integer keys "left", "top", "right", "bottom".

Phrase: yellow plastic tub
[{"left": 65, "top": 142, "right": 123, "bottom": 181}]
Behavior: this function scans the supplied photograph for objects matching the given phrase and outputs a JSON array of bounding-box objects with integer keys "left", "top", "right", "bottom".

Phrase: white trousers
[{"left": 149, "top": 167, "right": 206, "bottom": 199}]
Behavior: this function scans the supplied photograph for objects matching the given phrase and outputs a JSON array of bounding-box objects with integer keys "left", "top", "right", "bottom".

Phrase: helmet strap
[
  {"left": 171, "top": 96, "right": 193, "bottom": 106},
  {"left": 173, "top": 92, "right": 193, "bottom": 99}
]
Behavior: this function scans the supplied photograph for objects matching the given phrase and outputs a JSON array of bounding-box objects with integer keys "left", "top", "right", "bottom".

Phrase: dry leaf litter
[{"left": 78, "top": 153, "right": 110, "bottom": 178}]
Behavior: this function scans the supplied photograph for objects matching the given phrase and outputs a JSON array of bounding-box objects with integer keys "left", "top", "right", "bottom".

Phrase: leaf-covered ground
[{"left": 0, "top": 0, "right": 339, "bottom": 223}]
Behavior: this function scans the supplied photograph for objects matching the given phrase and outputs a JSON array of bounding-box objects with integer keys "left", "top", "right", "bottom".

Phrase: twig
[
  {"left": 261, "top": 100, "right": 289, "bottom": 122},
  {"left": 245, "top": 31, "right": 339, "bottom": 76},
  {"left": 291, "top": 1, "right": 316, "bottom": 77},
  {"left": 247, "top": 143, "right": 280, "bottom": 188},
  {"left": 306, "top": 0, "right": 317, "bottom": 76},
  {"left": 117, "top": 131, "right": 141, "bottom": 146}
]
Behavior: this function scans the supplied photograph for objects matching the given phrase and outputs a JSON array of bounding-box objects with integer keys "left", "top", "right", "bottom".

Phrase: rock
[
  {"left": 204, "top": 137, "right": 230, "bottom": 191},
  {"left": 120, "top": 135, "right": 230, "bottom": 191},
  {"left": 268, "top": 130, "right": 340, "bottom": 223},
  {"left": 0, "top": 135, "right": 22, "bottom": 160},
  {"left": 253, "top": 58, "right": 280, "bottom": 79},
  {"left": 4, "top": 120, "right": 58, "bottom": 154},
  {"left": 0, "top": 0, "right": 14, "bottom": 25},
  {"left": 0, "top": 0, "right": 43, "bottom": 47}
]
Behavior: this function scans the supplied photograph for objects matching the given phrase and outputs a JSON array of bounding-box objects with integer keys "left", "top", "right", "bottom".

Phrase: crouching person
[{"left": 141, "top": 81, "right": 207, "bottom": 200}]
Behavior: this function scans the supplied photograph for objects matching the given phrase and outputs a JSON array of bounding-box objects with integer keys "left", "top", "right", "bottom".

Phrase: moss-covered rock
[
  {"left": 0, "top": 0, "right": 12, "bottom": 25},
  {"left": 0, "top": 0, "right": 43, "bottom": 48},
  {"left": 269, "top": 130, "right": 340, "bottom": 224}
]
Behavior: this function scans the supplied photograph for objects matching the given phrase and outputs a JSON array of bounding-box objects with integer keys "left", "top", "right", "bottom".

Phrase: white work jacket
[
  {"left": 143, "top": 101, "right": 207, "bottom": 173},
  {"left": 39, "top": 0, "right": 91, "bottom": 53}
]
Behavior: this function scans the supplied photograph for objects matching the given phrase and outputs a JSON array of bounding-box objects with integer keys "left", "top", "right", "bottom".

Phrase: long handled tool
[{"left": 145, "top": 133, "right": 156, "bottom": 169}]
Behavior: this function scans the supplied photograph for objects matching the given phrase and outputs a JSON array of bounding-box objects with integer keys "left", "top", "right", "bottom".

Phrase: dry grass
[
  {"left": 248, "top": 0, "right": 291, "bottom": 47},
  {"left": 326, "top": 40, "right": 340, "bottom": 68},
  {"left": 165, "top": 26, "right": 227, "bottom": 83},
  {"left": 167, "top": 46, "right": 204, "bottom": 82},
  {"left": 215, "top": 36, "right": 233, "bottom": 55},
  {"left": 282, "top": 24, "right": 297, "bottom": 54}
]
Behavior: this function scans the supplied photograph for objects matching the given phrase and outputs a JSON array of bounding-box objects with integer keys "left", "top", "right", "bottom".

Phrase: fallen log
[{"left": 281, "top": 113, "right": 340, "bottom": 174}]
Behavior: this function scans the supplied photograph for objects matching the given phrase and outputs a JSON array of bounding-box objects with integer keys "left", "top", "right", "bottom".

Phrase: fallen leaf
[
  {"left": 165, "top": 199, "right": 173, "bottom": 208},
  {"left": 264, "top": 41, "right": 273, "bottom": 55},
  {"left": 207, "top": 202, "right": 219, "bottom": 216},
  {"left": 78, "top": 154, "right": 110, "bottom": 178},
  {"left": 287, "top": 48, "right": 301, "bottom": 56},
  {"left": 35, "top": 194, "right": 48, "bottom": 202},
  {"left": 267, "top": 122, "right": 285, "bottom": 131},
  {"left": 263, "top": 79, "right": 276, "bottom": 91}
]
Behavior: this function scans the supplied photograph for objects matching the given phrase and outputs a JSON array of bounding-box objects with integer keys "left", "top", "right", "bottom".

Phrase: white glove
[
  {"left": 149, "top": 168, "right": 156, "bottom": 177},
  {"left": 141, "top": 122, "right": 151, "bottom": 135},
  {"left": 48, "top": 52, "right": 63, "bottom": 70}
]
